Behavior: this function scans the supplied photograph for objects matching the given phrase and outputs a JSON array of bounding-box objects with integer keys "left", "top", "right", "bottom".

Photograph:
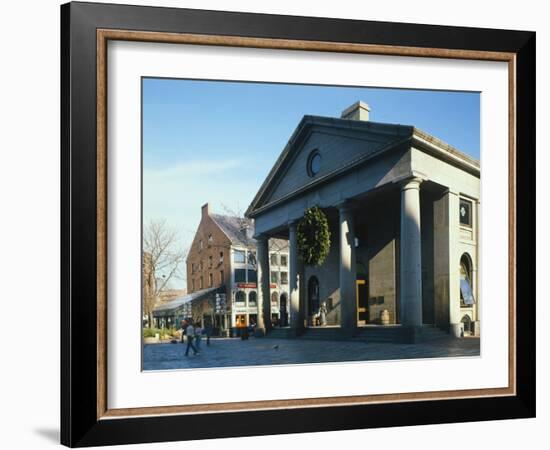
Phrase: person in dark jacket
[
  {"left": 204, "top": 323, "right": 213, "bottom": 346},
  {"left": 181, "top": 319, "right": 199, "bottom": 356}
]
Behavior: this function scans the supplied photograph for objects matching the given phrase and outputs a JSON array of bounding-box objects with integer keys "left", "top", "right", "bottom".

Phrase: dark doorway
[
  {"left": 356, "top": 261, "right": 369, "bottom": 326},
  {"left": 308, "top": 276, "right": 320, "bottom": 317},
  {"left": 461, "top": 315, "right": 472, "bottom": 335},
  {"left": 280, "top": 293, "right": 288, "bottom": 327},
  {"left": 356, "top": 279, "right": 368, "bottom": 325}
]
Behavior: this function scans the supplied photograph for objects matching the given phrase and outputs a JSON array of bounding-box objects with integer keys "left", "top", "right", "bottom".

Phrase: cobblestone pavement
[{"left": 143, "top": 336, "right": 480, "bottom": 371}]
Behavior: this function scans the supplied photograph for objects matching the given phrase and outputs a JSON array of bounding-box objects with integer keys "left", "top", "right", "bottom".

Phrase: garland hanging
[{"left": 297, "top": 206, "right": 331, "bottom": 266}]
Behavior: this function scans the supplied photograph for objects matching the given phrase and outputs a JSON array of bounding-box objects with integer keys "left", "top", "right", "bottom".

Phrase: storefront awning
[{"left": 153, "top": 285, "right": 225, "bottom": 317}]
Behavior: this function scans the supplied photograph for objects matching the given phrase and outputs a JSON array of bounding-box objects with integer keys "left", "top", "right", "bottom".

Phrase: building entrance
[
  {"left": 356, "top": 261, "right": 369, "bottom": 326},
  {"left": 307, "top": 276, "right": 320, "bottom": 326},
  {"left": 280, "top": 293, "right": 288, "bottom": 327},
  {"left": 235, "top": 314, "right": 247, "bottom": 328},
  {"left": 356, "top": 279, "right": 368, "bottom": 325}
]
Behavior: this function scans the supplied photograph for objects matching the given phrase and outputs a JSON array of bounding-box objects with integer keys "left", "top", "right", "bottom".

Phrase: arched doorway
[
  {"left": 279, "top": 292, "right": 288, "bottom": 327},
  {"left": 460, "top": 253, "right": 475, "bottom": 306},
  {"left": 356, "top": 261, "right": 368, "bottom": 325},
  {"left": 461, "top": 314, "right": 472, "bottom": 336},
  {"left": 308, "top": 276, "right": 320, "bottom": 324}
]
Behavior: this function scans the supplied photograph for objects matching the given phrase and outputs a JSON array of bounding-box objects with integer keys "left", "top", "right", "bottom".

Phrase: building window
[
  {"left": 270, "top": 271, "right": 279, "bottom": 284},
  {"left": 235, "top": 268, "right": 246, "bottom": 283},
  {"left": 307, "top": 149, "right": 322, "bottom": 176},
  {"left": 209, "top": 273, "right": 213, "bottom": 287},
  {"left": 270, "top": 253, "right": 278, "bottom": 266},
  {"left": 280, "top": 271, "right": 288, "bottom": 285},
  {"left": 459, "top": 199, "right": 473, "bottom": 227},
  {"left": 234, "top": 249, "right": 246, "bottom": 264},
  {"left": 271, "top": 291, "right": 278, "bottom": 307},
  {"left": 235, "top": 290, "right": 246, "bottom": 304},
  {"left": 220, "top": 270, "right": 224, "bottom": 284},
  {"left": 209, "top": 255, "right": 213, "bottom": 268},
  {"left": 460, "top": 254, "right": 475, "bottom": 306},
  {"left": 199, "top": 277, "right": 203, "bottom": 289},
  {"left": 208, "top": 234, "right": 213, "bottom": 244},
  {"left": 191, "top": 279, "right": 195, "bottom": 291},
  {"left": 191, "top": 263, "right": 196, "bottom": 274},
  {"left": 248, "top": 291, "right": 257, "bottom": 306},
  {"left": 247, "top": 269, "right": 257, "bottom": 283},
  {"left": 219, "top": 252, "right": 224, "bottom": 263},
  {"left": 280, "top": 255, "right": 288, "bottom": 267},
  {"left": 199, "top": 260, "right": 203, "bottom": 271}
]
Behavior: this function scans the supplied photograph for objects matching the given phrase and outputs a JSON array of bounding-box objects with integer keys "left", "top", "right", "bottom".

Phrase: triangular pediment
[{"left": 247, "top": 116, "right": 413, "bottom": 215}]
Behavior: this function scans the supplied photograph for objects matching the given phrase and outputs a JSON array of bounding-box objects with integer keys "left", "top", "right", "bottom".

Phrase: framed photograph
[{"left": 61, "top": 1, "right": 535, "bottom": 447}]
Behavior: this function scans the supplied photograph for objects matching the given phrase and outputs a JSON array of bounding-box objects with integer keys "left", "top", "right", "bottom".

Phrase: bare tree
[
  {"left": 143, "top": 219, "right": 186, "bottom": 328},
  {"left": 220, "top": 202, "right": 249, "bottom": 230}
]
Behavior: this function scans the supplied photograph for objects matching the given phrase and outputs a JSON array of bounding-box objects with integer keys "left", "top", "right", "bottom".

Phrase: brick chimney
[
  {"left": 341, "top": 101, "right": 370, "bottom": 121},
  {"left": 201, "top": 202, "right": 210, "bottom": 218}
]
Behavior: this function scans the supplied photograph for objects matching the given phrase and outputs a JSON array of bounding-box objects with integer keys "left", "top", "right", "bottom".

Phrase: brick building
[{"left": 154, "top": 203, "right": 290, "bottom": 333}]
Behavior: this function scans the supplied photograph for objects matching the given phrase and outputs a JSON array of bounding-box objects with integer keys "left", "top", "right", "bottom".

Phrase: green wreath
[{"left": 297, "top": 206, "right": 331, "bottom": 266}]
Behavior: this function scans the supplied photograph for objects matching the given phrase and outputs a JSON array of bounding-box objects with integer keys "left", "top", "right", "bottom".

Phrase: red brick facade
[{"left": 186, "top": 203, "right": 232, "bottom": 295}]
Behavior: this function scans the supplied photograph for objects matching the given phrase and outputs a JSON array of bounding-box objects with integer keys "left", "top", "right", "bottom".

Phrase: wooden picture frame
[{"left": 61, "top": 1, "right": 535, "bottom": 447}]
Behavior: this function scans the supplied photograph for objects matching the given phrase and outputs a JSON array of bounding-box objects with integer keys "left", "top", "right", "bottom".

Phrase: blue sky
[{"left": 143, "top": 78, "right": 480, "bottom": 288}]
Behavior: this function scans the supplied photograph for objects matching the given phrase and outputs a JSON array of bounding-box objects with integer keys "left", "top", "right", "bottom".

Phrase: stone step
[
  {"left": 264, "top": 328, "right": 297, "bottom": 339},
  {"left": 266, "top": 326, "right": 451, "bottom": 343},
  {"left": 300, "top": 328, "right": 350, "bottom": 341},
  {"left": 355, "top": 326, "right": 449, "bottom": 343}
]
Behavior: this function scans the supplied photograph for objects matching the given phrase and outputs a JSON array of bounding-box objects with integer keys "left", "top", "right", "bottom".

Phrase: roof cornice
[
  {"left": 245, "top": 116, "right": 413, "bottom": 217},
  {"left": 246, "top": 116, "right": 481, "bottom": 218},
  {"left": 411, "top": 128, "right": 480, "bottom": 176}
]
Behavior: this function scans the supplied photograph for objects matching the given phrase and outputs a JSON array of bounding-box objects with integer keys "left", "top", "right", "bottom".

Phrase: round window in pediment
[{"left": 307, "top": 150, "right": 322, "bottom": 177}]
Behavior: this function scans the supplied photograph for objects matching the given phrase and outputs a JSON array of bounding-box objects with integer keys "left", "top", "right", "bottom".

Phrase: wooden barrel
[{"left": 380, "top": 309, "right": 390, "bottom": 325}]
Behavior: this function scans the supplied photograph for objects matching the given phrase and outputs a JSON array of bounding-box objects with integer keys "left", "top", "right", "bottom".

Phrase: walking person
[
  {"left": 204, "top": 323, "right": 212, "bottom": 346},
  {"left": 184, "top": 320, "right": 199, "bottom": 357},
  {"left": 195, "top": 322, "right": 203, "bottom": 350},
  {"left": 180, "top": 318, "right": 188, "bottom": 343}
]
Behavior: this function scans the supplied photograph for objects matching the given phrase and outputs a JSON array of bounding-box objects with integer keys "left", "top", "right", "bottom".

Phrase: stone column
[
  {"left": 288, "top": 221, "right": 302, "bottom": 330},
  {"left": 338, "top": 202, "right": 357, "bottom": 332},
  {"left": 399, "top": 177, "right": 424, "bottom": 328},
  {"left": 256, "top": 235, "right": 270, "bottom": 333},
  {"left": 434, "top": 189, "right": 462, "bottom": 337}
]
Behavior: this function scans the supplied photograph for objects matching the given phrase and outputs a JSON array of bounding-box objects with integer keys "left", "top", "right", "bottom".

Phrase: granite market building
[
  {"left": 153, "top": 203, "right": 290, "bottom": 333},
  {"left": 245, "top": 101, "right": 480, "bottom": 342}
]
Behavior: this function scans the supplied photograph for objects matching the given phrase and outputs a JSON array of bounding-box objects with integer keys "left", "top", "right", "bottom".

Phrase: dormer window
[{"left": 307, "top": 149, "right": 321, "bottom": 177}]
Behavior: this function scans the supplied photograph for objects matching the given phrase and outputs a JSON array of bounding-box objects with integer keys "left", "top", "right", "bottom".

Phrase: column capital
[
  {"left": 287, "top": 219, "right": 299, "bottom": 230},
  {"left": 399, "top": 176, "right": 424, "bottom": 191},
  {"left": 394, "top": 171, "right": 427, "bottom": 190},
  {"left": 253, "top": 233, "right": 269, "bottom": 242},
  {"left": 335, "top": 199, "right": 356, "bottom": 213}
]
